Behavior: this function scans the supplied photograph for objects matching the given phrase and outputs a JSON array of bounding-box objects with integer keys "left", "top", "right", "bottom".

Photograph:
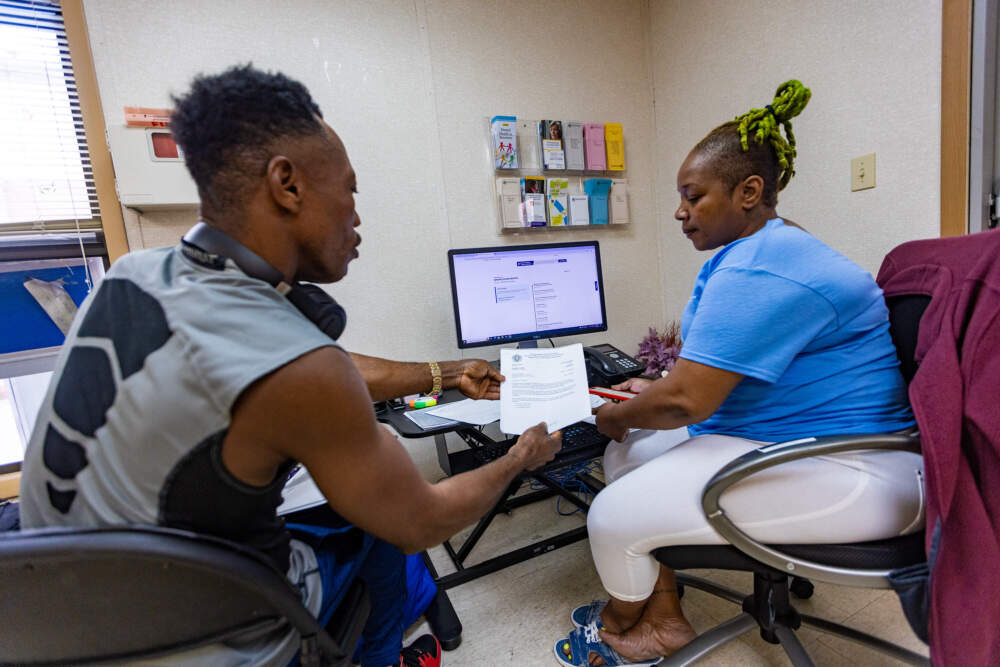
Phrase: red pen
[{"left": 589, "top": 387, "right": 636, "bottom": 401}]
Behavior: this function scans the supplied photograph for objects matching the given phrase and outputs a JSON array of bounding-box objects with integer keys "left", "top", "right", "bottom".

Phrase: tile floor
[{"left": 396, "top": 428, "right": 930, "bottom": 666}]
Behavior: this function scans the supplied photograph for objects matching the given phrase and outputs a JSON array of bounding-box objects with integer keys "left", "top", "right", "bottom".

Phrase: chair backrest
[
  {"left": 0, "top": 525, "right": 343, "bottom": 666},
  {"left": 876, "top": 229, "right": 1000, "bottom": 665},
  {"left": 885, "top": 294, "right": 931, "bottom": 386}
]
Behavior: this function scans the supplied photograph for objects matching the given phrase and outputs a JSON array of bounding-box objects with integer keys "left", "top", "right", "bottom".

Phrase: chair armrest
[{"left": 701, "top": 431, "right": 921, "bottom": 588}]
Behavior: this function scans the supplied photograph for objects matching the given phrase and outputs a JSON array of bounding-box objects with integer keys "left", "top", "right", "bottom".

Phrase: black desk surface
[
  {"left": 373, "top": 361, "right": 613, "bottom": 590},
  {"left": 376, "top": 388, "right": 610, "bottom": 477},
  {"left": 374, "top": 387, "right": 469, "bottom": 438}
]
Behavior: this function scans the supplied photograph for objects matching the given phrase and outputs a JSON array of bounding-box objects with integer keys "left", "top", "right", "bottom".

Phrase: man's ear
[
  {"left": 265, "top": 155, "right": 302, "bottom": 214},
  {"left": 737, "top": 174, "right": 765, "bottom": 210}
]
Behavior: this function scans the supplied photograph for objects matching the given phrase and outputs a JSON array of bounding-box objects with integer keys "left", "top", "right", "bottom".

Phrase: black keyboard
[
  {"left": 470, "top": 421, "right": 610, "bottom": 464},
  {"left": 470, "top": 440, "right": 514, "bottom": 464},
  {"left": 560, "top": 421, "right": 611, "bottom": 452}
]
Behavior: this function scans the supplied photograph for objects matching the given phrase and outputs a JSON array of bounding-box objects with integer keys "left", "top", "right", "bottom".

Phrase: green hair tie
[{"left": 735, "top": 80, "right": 812, "bottom": 191}]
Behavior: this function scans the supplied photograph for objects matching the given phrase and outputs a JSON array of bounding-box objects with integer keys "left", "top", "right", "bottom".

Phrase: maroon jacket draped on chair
[{"left": 877, "top": 229, "right": 1000, "bottom": 666}]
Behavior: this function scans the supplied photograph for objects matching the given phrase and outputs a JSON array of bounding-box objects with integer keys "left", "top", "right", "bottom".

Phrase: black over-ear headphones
[{"left": 181, "top": 222, "right": 347, "bottom": 341}]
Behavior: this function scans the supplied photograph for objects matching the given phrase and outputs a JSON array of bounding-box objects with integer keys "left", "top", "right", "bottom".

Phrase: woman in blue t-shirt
[{"left": 554, "top": 81, "right": 924, "bottom": 667}]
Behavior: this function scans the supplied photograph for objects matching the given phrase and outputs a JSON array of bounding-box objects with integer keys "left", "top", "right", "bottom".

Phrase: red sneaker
[{"left": 399, "top": 633, "right": 441, "bottom": 667}]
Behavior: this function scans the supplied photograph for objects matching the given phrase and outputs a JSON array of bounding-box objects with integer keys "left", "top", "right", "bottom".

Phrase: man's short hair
[{"left": 170, "top": 64, "right": 325, "bottom": 211}]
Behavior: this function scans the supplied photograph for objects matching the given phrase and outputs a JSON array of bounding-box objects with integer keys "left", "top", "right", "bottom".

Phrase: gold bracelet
[{"left": 428, "top": 361, "right": 442, "bottom": 396}]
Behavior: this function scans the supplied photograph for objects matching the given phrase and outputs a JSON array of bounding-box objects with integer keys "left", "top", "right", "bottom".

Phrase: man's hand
[
  {"left": 453, "top": 359, "right": 504, "bottom": 400},
  {"left": 595, "top": 403, "right": 629, "bottom": 442},
  {"left": 612, "top": 377, "right": 654, "bottom": 394},
  {"left": 350, "top": 354, "right": 505, "bottom": 402},
  {"left": 508, "top": 422, "right": 562, "bottom": 470}
]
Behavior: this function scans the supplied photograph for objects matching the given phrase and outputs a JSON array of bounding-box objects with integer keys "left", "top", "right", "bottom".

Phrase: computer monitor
[{"left": 447, "top": 240, "right": 608, "bottom": 349}]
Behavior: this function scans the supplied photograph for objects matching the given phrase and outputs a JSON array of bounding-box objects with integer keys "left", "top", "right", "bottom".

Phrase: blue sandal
[
  {"left": 553, "top": 622, "right": 660, "bottom": 666},
  {"left": 571, "top": 600, "right": 607, "bottom": 629}
]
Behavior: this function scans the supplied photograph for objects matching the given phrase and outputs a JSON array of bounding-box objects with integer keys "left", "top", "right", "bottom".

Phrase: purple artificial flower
[{"left": 635, "top": 324, "right": 682, "bottom": 376}]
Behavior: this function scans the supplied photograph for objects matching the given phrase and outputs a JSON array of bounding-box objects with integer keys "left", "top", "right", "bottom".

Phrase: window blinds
[{"left": 0, "top": 0, "right": 101, "bottom": 234}]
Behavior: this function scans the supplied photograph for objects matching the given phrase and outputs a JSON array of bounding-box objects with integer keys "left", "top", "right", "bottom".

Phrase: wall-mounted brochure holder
[{"left": 488, "top": 116, "right": 629, "bottom": 233}]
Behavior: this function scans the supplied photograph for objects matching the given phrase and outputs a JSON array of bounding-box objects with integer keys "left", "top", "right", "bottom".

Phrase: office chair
[
  {"left": 0, "top": 524, "right": 369, "bottom": 667},
  {"left": 651, "top": 294, "right": 932, "bottom": 667}
]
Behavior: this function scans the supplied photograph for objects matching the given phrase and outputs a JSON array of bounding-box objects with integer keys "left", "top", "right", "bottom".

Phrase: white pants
[{"left": 587, "top": 427, "right": 925, "bottom": 601}]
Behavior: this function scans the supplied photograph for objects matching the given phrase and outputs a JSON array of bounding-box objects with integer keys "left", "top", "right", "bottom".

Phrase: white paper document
[
  {"left": 277, "top": 466, "right": 326, "bottom": 515},
  {"left": 499, "top": 343, "right": 591, "bottom": 434},
  {"left": 425, "top": 398, "right": 501, "bottom": 426}
]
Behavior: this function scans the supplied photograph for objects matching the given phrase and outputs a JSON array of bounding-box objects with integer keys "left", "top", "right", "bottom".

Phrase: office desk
[{"left": 376, "top": 390, "right": 607, "bottom": 590}]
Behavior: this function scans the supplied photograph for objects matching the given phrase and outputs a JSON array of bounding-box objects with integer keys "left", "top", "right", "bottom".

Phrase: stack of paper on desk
[
  {"left": 404, "top": 410, "right": 460, "bottom": 429},
  {"left": 499, "top": 344, "right": 591, "bottom": 434},
  {"left": 425, "top": 399, "right": 501, "bottom": 425}
]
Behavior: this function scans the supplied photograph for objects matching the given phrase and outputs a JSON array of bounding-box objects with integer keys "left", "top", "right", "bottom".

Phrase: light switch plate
[{"left": 851, "top": 153, "right": 876, "bottom": 191}]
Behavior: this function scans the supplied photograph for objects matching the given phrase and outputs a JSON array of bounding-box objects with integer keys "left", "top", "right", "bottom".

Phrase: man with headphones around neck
[{"left": 20, "top": 65, "right": 562, "bottom": 667}]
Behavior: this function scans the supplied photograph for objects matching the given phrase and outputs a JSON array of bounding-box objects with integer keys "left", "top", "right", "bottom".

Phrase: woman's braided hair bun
[{"left": 734, "top": 80, "right": 812, "bottom": 191}]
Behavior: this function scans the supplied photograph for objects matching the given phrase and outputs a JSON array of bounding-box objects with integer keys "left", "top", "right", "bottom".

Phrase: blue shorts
[{"left": 287, "top": 522, "right": 407, "bottom": 667}]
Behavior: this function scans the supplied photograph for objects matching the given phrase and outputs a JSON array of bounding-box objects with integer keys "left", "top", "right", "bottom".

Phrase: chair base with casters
[
  {"left": 654, "top": 537, "right": 929, "bottom": 666},
  {"left": 649, "top": 432, "right": 930, "bottom": 666},
  {"left": 0, "top": 525, "right": 369, "bottom": 667}
]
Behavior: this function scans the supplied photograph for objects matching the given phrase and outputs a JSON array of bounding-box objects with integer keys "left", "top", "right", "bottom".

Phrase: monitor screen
[{"left": 447, "top": 241, "right": 607, "bottom": 348}]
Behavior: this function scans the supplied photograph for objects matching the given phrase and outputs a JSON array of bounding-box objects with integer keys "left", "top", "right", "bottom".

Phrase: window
[
  {"left": 0, "top": 371, "right": 51, "bottom": 472},
  {"left": 0, "top": 255, "right": 104, "bottom": 472},
  {"left": 0, "top": 1, "right": 115, "bottom": 477},
  {"left": 0, "top": 0, "right": 101, "bottom": 234}
]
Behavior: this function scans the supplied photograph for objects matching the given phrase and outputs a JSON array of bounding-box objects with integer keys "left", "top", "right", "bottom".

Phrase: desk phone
[{"left": 584, "top": 343, "right": 646, "bottom": 386}]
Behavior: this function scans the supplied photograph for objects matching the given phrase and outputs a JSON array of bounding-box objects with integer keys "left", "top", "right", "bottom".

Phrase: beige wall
[
  {"left": 82, "top": 0, "right": 943, "bottom": 359},
  {"left": 648, "top": 0, "right": 943, "bottom": 322},
  {"left": 82, "top": 0, "right": 659, "bottom": 361}
]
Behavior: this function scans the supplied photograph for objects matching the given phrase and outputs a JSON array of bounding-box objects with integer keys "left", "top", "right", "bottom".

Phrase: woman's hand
[
  {"left": 454, "top": 360, "right": 504, "bottom": 400},
  {"left": 612, "top": 377, "right": 654, "bottom": 394},
  {"left": 595, "top": 403, "right": 629, "bottom": 442}
]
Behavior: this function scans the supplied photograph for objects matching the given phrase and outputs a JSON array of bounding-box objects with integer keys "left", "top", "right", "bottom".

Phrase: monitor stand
[{"left": 517, "top": 340, "right": 539, "bottom": 349}]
